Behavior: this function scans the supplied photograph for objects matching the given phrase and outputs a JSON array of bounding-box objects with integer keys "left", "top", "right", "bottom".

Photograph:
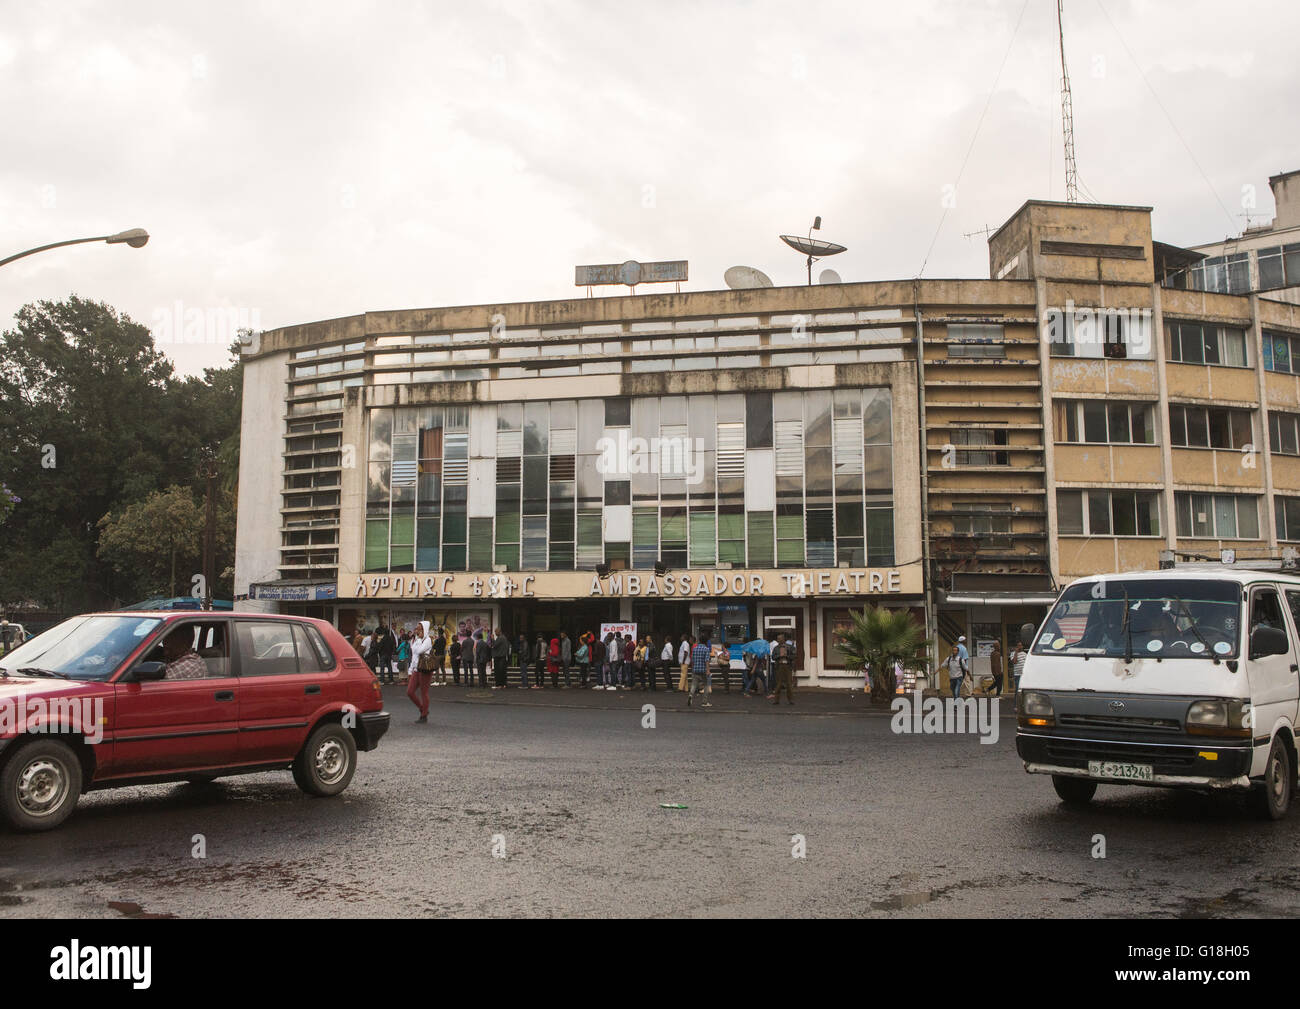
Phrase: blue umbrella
[{"left": 741, "top": 639, "right": 770, "bottom": 657}]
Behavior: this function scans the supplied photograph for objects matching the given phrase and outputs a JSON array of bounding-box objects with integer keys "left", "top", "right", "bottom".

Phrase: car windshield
[
  {"left": 0, "top": 615, "right": 162, "bottom": 681},
  {"left": 1033, "top": 578, "right": 1241, "bottom": 660}
]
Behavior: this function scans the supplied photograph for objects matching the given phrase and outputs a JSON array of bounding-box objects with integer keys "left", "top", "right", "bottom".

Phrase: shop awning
[{"left": 942, "top": 592, "right": 1058, "bottom": 606}]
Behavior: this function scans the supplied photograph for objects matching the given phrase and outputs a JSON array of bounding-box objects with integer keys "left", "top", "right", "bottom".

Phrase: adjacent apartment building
[{"left": 234, "top": 178, "right": 1300, "bottom": 686}]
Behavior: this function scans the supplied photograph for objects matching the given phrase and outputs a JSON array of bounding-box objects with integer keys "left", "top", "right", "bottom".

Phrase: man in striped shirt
[{"left": 688, "top": 638, "right": 712, "bottom": 708}]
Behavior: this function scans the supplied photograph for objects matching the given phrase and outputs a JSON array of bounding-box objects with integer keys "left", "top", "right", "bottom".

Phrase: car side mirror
[
  {"left": 1249, "top": 625, "right": 1290, "bottom": 660},
  {"left": 129, "top": 660, "right": 167, "bottom": 682}
]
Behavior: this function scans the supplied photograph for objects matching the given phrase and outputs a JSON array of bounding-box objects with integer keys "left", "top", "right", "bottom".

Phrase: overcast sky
[{"left": 2, "top": 0, "right": 1297, "bottom": 376}]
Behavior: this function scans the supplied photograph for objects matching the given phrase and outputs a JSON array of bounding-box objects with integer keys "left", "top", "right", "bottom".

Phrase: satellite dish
[
  {"left": 780, "top": 217, "right": 848, "bottom": 285},
  {"left": 819, "top": 268, "right": 842, "bottom": 285},
  {"left": 779, "top": 235, "right": 848, "bottom": 258},
  {"left": 725, "top": 265, "right": 774, "bottom": 290}
]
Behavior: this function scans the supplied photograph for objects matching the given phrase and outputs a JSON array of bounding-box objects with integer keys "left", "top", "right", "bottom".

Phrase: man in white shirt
[
  {"left": 677, "top": 636, "right": 692, "bottom": 692},
  {"left": 659, "top": 636, "right": 675, "bottom": 691}
]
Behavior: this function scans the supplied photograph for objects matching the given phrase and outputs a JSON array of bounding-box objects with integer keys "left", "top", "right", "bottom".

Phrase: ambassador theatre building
[{"left": 235, "top": 284, "right": 925, "bottom": 685}]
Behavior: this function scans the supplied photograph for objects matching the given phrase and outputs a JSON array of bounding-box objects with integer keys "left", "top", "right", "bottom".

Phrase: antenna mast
[{"left": 1057, "top": 0, "right": 1079, "bottom": 202}]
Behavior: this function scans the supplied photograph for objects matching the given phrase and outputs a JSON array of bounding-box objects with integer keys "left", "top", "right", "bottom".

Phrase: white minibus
[{"left": 1017, "top": 568, "right": 1299, "bottom": 819}]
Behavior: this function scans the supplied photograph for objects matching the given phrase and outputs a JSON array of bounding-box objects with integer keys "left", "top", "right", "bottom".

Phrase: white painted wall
[{"left": 233, "top": 350, "right": 289, "bottom": 613}]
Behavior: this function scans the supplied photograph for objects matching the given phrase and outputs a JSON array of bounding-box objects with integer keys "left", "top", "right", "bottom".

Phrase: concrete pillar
[{"left": 1151, "top": 285, "right": 1178, "bottom": 551}]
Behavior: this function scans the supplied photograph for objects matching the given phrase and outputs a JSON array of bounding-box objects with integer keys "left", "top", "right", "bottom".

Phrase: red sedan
[{"left": 0, "top": 611, "right": 389, "bottom": 831}]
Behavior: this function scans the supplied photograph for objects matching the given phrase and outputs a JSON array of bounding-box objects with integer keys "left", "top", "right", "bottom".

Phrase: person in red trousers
[{"left": 547, "top": 636, "right": 561, "bottom": 689}]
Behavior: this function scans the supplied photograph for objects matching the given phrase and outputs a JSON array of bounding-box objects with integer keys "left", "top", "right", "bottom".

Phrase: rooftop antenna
[
  {"left": 963, "top": 224, "right": 998, "bottom": 241},
  {"left": 1057, "top": 0, "right": 1079, "bottom": 202},
  {"left": 780, "top": 216, "right": 847, "bottom": 285}
]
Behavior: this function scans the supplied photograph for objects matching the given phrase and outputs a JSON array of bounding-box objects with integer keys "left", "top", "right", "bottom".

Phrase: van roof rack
[{"left": 1157, "top": 548, "right": 1300, "bottom": 573}]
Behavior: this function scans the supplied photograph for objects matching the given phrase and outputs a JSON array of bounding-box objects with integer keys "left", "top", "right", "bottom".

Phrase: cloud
[{"left": 1, "top": 0, "right": 1297, "bottom": 375}]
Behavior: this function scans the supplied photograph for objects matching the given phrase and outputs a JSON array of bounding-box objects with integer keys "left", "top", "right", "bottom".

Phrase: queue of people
[
  {"left": 349, "top": 623, "right": 803, "bottom": 722},
  {"left": 354, "top": 621, "right": 1028, "bottom": 720}
]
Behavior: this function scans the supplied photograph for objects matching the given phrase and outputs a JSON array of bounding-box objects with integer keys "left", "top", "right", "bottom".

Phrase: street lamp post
[
  {"left": 0, "top": 228, "right": 149, "bottom": 269},
  {"left": 200, "top": 446, "right": 219, "bottom": 612}
]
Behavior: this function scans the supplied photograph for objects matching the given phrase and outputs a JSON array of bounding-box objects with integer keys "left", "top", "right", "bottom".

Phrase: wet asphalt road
[{"left": 2, "top": 685, "right": 1299, "bottom": 918}]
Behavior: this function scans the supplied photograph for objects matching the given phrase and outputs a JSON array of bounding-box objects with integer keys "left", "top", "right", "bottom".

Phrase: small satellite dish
[
  {"left": 724, "top": 265, "right": 774, "bottom": 290},
  {"left": 819, "top": 268, "right": 842, "bottom": 285}
]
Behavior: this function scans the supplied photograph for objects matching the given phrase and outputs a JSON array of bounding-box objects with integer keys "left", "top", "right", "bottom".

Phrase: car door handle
[
  {"left": 1291, "top": 664, "right": 1298, "bottom": 673},
  {"left": 304, "top": 684, "right": 321, "bottom": 695},
  {"left": 214, "top": 690, "right": 235, "bottom": 702}
]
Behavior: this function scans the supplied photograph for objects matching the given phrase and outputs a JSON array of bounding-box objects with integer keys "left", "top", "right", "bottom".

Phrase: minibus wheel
[
  {"left": 1052, "top": 775, "right": 1097, "bottom": 806},
  {"left": 1256, "top": 736, "right": 1292, "bottom": 821}
]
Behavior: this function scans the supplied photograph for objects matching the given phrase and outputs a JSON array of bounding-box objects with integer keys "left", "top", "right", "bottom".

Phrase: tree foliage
[
  {"left": 833, "top": 605, "right": 932, "bottom": 703},
  {"left": 0, "top": 297, "right": 242, "bottom": 610},
  {"left": 97, "top": 485, "right": 205, "bottom": 598}
]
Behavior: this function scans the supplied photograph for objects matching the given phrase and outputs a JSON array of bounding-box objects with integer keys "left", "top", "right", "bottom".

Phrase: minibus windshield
[{"left": 1033, "top": 578, "right": 1240, "bottom": 660}]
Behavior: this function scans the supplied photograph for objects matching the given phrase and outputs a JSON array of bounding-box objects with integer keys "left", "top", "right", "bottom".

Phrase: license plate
[{"left": 1088, "top": 760, "right": 1153, "bottom": 781}]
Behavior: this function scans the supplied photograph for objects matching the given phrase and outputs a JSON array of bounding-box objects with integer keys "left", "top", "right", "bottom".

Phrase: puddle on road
[
  {"left": 1170, "top": 888, "right": 1258, "bottom": 918},
  {"left": 108, "top": 900, "right": 175, "bottom": 919},
  {"left": 871, "top": 891, "right": 935, "bottom": 910},
  {"left": 0, "top": 879, "right": 29, "bottom": 907},
  {"left": 872, "top": 873, "right": 1019, "bottom": 912}
]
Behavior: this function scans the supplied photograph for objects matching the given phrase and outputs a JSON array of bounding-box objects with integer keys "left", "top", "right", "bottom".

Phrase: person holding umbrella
[{"left": 741, "top": 638, "right": 770, "bottom": 696}]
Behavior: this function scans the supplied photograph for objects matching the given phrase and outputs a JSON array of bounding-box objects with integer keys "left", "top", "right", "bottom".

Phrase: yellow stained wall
[
  {"left": 1112, "top": 445, "right": 1163, "bottom": 483},
  {"left": 1055, "top": 444, "right": 1112, "bottom": 482},
  {"left": 1059, "top": 537, "right": 1116, "bottom": 580},
  {"left": 1170, "top": 449, "right": 1217, "bottom": 485},
  {"left": 1165, "top": 362, "right": 1257, "bottom": 402},
  {"left": 1058, "top": 538, "right": 1167, "bottom": 582},
  {"left": 1169, "top": 449, "right": 1263, "bottom": 489},
  {"left": 1272, "top": 455, "right": 1300, "bottom": 493},
  {"left": 1115, "top": 539, "right": 1165, "bottom": 572},
  {"left": 1215, "top": 449, "right": 1264, "bottom": 488},
  {"left": 1050, "top": 359, "right": 1158, "bottom": 396},
  {"left": 1266, "top": 370, "right": 1300, "bottom": 410}
]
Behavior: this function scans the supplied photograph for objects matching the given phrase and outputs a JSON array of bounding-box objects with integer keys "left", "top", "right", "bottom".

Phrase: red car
[{"left": 0, "top": 611, "right": 389, "bottom": 832}]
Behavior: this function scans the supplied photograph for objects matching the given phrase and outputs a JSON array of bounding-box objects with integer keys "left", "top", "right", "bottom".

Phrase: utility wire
[
  {"left": 1093, "top": 0, "right": 1238, "bottom": 230},
  {"left": 917, "top": 0, "right": 1033, "bottom": 278}
]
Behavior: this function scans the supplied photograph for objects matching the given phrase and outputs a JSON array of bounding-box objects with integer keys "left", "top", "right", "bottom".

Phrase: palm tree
[{"left": 834, "top": 605, "right": 932, "bottom": 703}]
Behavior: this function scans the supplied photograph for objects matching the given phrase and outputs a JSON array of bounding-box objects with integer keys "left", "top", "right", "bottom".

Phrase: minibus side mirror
[{"left": 1249, "top": 625, "right": 1290, "bottom": 660}]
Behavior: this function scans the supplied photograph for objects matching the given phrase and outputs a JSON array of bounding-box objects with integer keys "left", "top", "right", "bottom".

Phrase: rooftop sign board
[{"left": 575, "top": 259, "right": 688, "bottom": 288}]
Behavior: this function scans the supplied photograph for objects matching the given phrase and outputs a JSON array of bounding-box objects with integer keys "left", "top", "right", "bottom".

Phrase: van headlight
[
  {"left": 1018, "top": 691, "right": 1054, "bottom": 728},
  {"left": 1186, "top": 699, "right": 1252, "bottom": 738}
]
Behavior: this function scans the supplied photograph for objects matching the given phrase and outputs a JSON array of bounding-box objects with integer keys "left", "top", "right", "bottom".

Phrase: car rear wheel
[
  {"left": 1255, "top": 736, "right": 1292, "bottom": 821},
  {"left": 293, "top": 722, "right": 357, "bottom": 797},
  {"left": 1, "top": 738, "right": 83, "bottom": 832},
  {"left": 1052, "top": 775, "right": 1097, "bottom": 806}
]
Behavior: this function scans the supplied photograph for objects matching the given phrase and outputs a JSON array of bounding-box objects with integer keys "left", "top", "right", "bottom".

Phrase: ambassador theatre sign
[{"left": 347, "top": 567, "right": 910, "bottom": 601}]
